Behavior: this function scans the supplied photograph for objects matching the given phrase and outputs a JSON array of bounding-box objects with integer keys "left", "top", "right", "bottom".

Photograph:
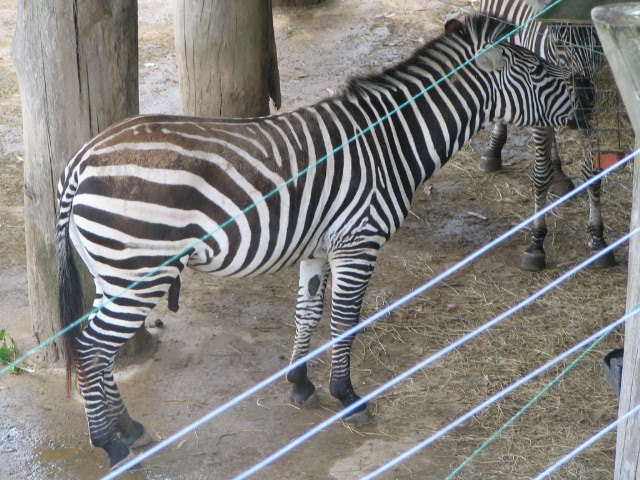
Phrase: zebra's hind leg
[
  {"left": 326, "top": 254, "right": 376, "bottom": 425},
  {"left": 479, "top": 122, "right": 507, "bottom": 171},
  {"left": 582, "top": 156, "right": 616, "bottom": 268},
  {"left": 77, "top": 278, "right": 173, "bottom": 470},
  {"left": 106, "top": 369, "right": 153, "bottom": 449},
  {"left": 287, "top": 259, "right": 330, "bottom": 407},
  {"left": 76, "top": 336, "right": 135, "bottom": 470},
  {"left": 547, "top": 134, "right": 575, "bottom": 197},
  {"left": 521, "top": 127, "right": 554, "bottom": 271},
  {"left": 80, "top": 358, "right": 151, "bottom": 470}
]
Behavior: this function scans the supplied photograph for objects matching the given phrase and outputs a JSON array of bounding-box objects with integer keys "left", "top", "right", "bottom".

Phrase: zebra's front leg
[
  {"left": 287, "top": 259, "right": 330, "bottom": 407},
  {"left": 327, "top": 254, "right": 376, "bottom": 425},
  {"left": 479, "top": 121, "right": 507, "bottom": 171},
  {"left": 582, "top": 156, "right": 616, "bottom": 268},
  {"left": 521, "top": 127, "right": 554, "bottom": 271}
]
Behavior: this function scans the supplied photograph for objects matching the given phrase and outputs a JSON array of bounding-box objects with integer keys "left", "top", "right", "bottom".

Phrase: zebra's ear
[
  {"left": 475, "top": 47, "right": 506, "bottom": 72},
  {"left": 444, "top": 17, "right": 463, "bottom": 34}
]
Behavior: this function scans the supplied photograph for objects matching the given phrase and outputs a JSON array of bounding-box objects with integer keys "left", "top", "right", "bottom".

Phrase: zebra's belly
[{"left": 185, "top": 229, "right": 328, "bottom": 278}]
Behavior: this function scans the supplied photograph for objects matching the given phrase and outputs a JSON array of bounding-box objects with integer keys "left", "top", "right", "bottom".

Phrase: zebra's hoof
[
  {"left": 479, "top": 154, "right": 502, "bottom": 172},
  {"left": 291, "top": 389, "right": 320, "bottom": 408},
  {"left": 521, "top": 250, "right": 546, "bottom": 271},
  {"left": 300, "top": 390, "right": 321, "bottom": 408},
  {"left": 548, "top": 174, "right": 575, "bottom": 197},
  {"left": 590, "top": 249, "right": 616, "bottom": 268},
  {"left": 345, "top": 407, "right": 374, "bottom": 426},
  {"left": 127, "top": 428, "right": 153, "bottom": 449},
  {"left": 122, "top": 420, "right": 153, "bottom": 449},
  {"left": 109, "top": 451, "right": 136, "bottom": 472},
  {"left": 105, "top": 441, "right": 134, "bottom": 471}
]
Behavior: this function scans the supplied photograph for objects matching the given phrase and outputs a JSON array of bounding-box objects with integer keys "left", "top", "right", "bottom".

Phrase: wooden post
[
  {"left": 592, "top": 4, "right": 640, "bottom": 479},
  {"left": 175, "top": 0, "right": 281, "bottom": 117},
  {"left": 12, "top": 1, "right": 138, "bottom": 362}
]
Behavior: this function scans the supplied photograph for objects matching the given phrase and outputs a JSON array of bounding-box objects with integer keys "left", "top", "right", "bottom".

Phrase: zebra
[
  {"left": 56, "top": 14, "right": 584, "bottom": 470},
  {"left": 474, "top": 0, "right": 612, "bottom": 270}
]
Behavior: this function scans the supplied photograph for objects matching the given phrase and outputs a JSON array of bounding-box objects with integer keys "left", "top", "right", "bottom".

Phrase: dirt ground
[{"left": 0, "top": 1, "right": 634, "bottom": 479}]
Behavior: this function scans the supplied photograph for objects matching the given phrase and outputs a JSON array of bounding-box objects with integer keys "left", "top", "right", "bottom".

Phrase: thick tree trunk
[
  {"left": 12, "top": 1, "right": 138, "bottom": 362},
  {"left": 175, "top": 0, "right": 281, "bottom": 117}
]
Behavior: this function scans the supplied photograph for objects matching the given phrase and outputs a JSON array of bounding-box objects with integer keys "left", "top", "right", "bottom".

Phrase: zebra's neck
[{"left": 337, "top": 46, "right": 492, "bottom": 190}]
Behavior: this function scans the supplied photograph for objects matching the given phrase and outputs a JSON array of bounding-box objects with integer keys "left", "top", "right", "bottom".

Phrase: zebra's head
[
  {"left": 445, "top": 16, "right": 587, "bottom": 130},
  {"left": 485, "top": 44, "right": 588, "bottom": 129}
]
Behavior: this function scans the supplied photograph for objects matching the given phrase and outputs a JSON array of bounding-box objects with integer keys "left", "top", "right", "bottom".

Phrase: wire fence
[
  {"left": 99, "top": 143, "right": 639, "bottom": 479},
  {"left": 0, "top": 5, "right": 549, "bottom": 377},
  {"left": 232, "top": 224, "right": 639, "bottom": 480},
  {"left": 2, "top": 0, "right": 638, "bottom": 478}
]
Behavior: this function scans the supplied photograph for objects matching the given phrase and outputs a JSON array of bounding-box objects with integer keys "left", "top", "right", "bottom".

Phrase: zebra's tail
[{"left": 56, "top": 170, "right": 84, "bottom": 395}]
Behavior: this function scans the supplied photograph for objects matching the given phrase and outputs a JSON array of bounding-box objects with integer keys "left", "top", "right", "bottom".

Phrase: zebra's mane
[{"left": 343, "top": 14, "right": 516, "bottom": 97}]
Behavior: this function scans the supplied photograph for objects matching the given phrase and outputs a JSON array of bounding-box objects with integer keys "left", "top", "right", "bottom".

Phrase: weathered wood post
[
  {"left": 12, "top": 1, "right": 139, "bottom": 361},
  {"left": 175, "top": 0, "right": 281, "bottom": 117},
  {"left": 592, "top": 4, "right": 640, "bottom": 479}
]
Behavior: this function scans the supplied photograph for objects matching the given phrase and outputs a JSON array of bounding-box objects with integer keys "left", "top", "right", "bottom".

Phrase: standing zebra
[
  {"left": 57, "top": 15, "right": 583, "bottom": 470},
  {"left": 476, "top": 0, "right": 612, "bottom": 270}
]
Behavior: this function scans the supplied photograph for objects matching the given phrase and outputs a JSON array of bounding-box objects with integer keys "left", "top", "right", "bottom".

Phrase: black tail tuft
[{"left": 57, "top": 224, "right": 84, "bottom": 396}]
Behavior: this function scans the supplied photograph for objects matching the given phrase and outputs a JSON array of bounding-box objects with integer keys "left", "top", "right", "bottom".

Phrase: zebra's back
[{"left": 61, "top": 112, "right": 380, "bottom": 279}]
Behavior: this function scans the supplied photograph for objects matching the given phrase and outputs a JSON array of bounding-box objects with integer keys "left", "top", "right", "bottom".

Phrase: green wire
[
  {"left": 444, "top": 323, "right": 619, "bottom": 480},
  {"left": 0, "top": 0, "right": 570, "bottom": 377}
]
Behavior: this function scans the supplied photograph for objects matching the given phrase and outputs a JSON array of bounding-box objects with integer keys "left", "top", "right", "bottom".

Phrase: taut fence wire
[
  {"left": 102, "top": 139, "right": 638, "bottom": 478},
  {"left": 0, "top": 0, "right": 571, "bottom": 377},
  {"left": 6, "top": 0, "right": 638, "bottom": 478}
]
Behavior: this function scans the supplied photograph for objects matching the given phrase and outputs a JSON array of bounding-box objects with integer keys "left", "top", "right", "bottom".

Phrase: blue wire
[
  {"left": 235, "top": 227, "right": 638, "bottom": 480},
  {"left": 102, "top": 145, "right": 639, "bottom": 480}
]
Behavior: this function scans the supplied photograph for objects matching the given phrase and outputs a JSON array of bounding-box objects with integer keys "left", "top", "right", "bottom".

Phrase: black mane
[{"left": 343, "top": 14, "right": 516, "bottom": 97}]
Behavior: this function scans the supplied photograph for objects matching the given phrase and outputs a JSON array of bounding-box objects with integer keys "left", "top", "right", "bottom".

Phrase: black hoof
[
  {"left": 291, "top": 390, "right": 320, "bottom": 408},
  {"left": 290, "top": 385, "right": 319, "bottom": 408},
  {"left": 479, "top": 155, "right": 502, "bottom": 172},
  {"left": 521, "top": 250, "right": 546, "bottom": 271},
  {"left": 345, "top": 407, "right": 374, "bottom": 425},
  {"left": 591, "top": 249, "right": 616, "bottom": 268},
  {"left": 122, "top": 421, "right": 153, "bottom": 449},
  {"left": 104, "top": 440, "right": 133, "bottom": 471}
]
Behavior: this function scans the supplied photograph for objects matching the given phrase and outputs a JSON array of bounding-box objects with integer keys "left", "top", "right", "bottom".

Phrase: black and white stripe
[
  {"left": 476, "top": 0, "right": 612, "bottom": 271},
  {"left": 56, "top": 14, "right": 580, "bottom": 470}
]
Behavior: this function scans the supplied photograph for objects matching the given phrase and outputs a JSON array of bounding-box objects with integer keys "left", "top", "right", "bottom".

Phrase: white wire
[
  {"left": 361, "top": 303, "right": 638, "bottom": 480},
  {"left": 235, "top": 226, "right": 638, "bottom": 480},
  {"left": 102, "top": 146, "right": 638, "bottom": 479},
  {"left": 532, "top": 403, "right": 640, "bottom": 480}
]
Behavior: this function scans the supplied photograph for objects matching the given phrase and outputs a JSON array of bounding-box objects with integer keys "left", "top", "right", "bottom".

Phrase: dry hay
[{"left": 339, "top": 120, "right": 632, "bottom": 479}]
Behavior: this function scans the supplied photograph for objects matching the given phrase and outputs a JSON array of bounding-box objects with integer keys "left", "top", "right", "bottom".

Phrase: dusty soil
[{"left": 0, "top": 1, "right": 633, "bottom": 479}]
